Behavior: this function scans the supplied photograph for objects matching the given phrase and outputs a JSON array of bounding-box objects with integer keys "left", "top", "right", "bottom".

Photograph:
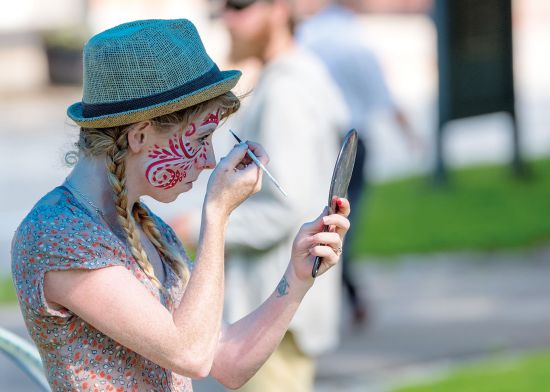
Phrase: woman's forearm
[
  {"left": 172, "top": 203, "right": 229, "bottom": 376},
  {"left": 210, "top": 264, "right": 313, "bottom": 389},
  {"left": 168, "top": 143, "right": 267, "bottom": 376}
]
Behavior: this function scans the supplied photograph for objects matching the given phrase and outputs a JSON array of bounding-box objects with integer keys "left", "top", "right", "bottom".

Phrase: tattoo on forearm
[{"left": 276, "top": 275, "right": 290, "bottom": 297}]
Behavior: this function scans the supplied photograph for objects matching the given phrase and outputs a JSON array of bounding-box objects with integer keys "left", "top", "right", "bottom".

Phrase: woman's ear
[{"left": 127, "top": 121, "right": 153, "bottom": 153}]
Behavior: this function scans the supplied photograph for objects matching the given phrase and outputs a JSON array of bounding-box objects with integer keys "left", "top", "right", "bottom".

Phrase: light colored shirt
[
  {"left": 296, "top": 5, "right": 394, "bottom": 136},
  {"left": 223, "top": 48, "right": 348, "bottom": 356}
]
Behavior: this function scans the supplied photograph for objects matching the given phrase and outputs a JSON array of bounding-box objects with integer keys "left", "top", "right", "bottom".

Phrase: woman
[{"left": 11, "top": 19, "right": 349, "bottom": 391}]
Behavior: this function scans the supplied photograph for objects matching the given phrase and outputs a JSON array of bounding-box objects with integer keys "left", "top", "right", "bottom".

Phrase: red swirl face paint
[
  {"left": 200, "top": 110, "right": 220, "bottom": 127},
  {"left": 144, "top": 109, "right": 219, "bottom": 189}
]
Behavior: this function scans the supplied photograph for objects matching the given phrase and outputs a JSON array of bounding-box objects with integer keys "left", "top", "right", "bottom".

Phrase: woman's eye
[{"left": 197, "top": 134, "right": 211, "bottom": 144}]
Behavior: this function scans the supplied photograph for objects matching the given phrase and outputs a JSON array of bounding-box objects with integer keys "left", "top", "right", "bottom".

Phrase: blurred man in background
[
  {"left": 173, "top": 0, "right": 349, "bottom": 391},
  {"left": 295, "top": 0, "right": 424, "bottom": 325},
  {"left": 220, "top": 1, "right": 348, "bottom": 390}
]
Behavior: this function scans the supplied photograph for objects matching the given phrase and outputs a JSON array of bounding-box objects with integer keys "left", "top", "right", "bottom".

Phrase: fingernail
[{"left": 337, "top": 198, "right": 344, "bottom": 208}]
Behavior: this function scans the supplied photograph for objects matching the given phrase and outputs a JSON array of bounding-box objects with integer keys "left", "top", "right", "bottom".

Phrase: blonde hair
[{"left": 72, "top": 91, "right": 240, "bottom": 290}]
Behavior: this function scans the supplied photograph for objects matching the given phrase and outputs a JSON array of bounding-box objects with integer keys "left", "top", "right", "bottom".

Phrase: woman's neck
[{"left": 66, "top": 155, "right": 140, "bottom": 219}]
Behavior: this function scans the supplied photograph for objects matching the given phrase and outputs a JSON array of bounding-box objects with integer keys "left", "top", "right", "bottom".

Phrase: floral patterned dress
[{"left": 11, "top": 186, "right": 194, "bottom": 392}]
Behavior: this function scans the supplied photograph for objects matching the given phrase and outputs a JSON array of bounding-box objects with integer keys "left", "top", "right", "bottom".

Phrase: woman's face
[{"left": 142, "top": 108, "right": 220, "bottom": 202}]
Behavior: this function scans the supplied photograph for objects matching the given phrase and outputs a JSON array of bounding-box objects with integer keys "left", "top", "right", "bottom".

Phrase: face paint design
[
  {"left": 201, "top": 110, "right": 220, "bottom": 128},
  {"left": 145, "top": 110, "right": 220, "bottom": 189}
]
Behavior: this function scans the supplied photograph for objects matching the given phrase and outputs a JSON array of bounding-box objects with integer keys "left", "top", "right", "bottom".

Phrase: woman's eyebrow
[{"left": 196, "top": 129, "right": 214, "bottom": 137}]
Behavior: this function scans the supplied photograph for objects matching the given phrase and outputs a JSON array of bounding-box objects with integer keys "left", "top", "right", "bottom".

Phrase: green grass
[
  {"left": 393, "top": 351, "right": 550, "bottom": 392},
  {"left": 353, "top": 158, "right": 550, "bottom": 257},
  {"left": 0, "top": 275, "right": 17, "bottom": 304},
  {"left": 1, "top": 158, "right": 548, "bottom": 304}
]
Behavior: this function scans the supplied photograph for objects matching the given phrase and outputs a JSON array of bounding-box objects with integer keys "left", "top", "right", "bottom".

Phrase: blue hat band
[{"left": 82, "top": 64, "right": 223, "bottom": 118}]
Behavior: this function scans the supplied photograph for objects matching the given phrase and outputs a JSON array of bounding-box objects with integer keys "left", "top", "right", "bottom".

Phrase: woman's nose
[{"left": 197, "top": 145, "right": 216, "bottom": 170}]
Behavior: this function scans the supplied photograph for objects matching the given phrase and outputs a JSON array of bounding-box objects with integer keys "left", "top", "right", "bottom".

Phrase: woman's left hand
[{"left": 289, "top": 197, "right": 351, "bottom": 283}]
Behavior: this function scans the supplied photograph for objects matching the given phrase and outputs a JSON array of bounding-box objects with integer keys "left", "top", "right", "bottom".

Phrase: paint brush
[{"left": 229, "top": 129, "right": 288, "bottom": 197}]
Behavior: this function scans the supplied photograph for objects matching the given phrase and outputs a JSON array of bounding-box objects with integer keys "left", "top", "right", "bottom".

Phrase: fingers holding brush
[{"left": 245, "top": 141, "right": 270, "bottom": 166}]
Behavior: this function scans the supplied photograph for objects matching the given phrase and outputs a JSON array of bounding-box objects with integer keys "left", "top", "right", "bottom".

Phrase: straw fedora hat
[{"left": 67, "top": 19, "right": 241, "bottom": 128}]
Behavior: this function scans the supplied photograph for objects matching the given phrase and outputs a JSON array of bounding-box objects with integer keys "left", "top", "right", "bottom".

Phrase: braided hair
[{"left": 71, "top": 91, "right": 240, "bottom": 290}]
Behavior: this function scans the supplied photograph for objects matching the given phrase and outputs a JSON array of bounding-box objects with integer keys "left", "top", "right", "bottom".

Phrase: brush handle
[
  {"left": 246, "top": 151, "right": 288, "bottom": 197},
  {"left": 229, "top": 129, "right": 288, "bottom": 197}
]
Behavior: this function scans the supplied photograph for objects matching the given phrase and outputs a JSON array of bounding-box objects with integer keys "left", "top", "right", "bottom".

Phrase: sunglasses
[{"left": 224, "top": 0, "right": 258, "bottom": 11}]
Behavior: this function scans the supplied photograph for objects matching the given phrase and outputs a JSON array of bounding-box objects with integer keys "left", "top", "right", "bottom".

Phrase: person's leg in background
[
  {"left": 341, "top": 136, "right": 368, "bottom": 325},
  {"left": 237, "top": 331, "right": 315, "bottom": 392}
]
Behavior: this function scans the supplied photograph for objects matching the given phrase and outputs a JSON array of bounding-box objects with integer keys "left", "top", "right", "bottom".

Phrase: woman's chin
[
  {"left": 178, "top": 181, "right": 193, "bottom": 194},
  {"left": 149, "top": 182, "right": 192, "bottom": 203}
]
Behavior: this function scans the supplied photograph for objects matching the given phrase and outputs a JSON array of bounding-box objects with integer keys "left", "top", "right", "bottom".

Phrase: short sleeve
[{"left": 11, "top": 205, "right": 127, "bottom": 318}]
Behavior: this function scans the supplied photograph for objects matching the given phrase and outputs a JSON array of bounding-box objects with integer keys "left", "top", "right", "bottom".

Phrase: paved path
[
  {"left": 3, "top": 247, "right": 550, "bottom": 391},
  {"left": 316, "top": 247, "right": 550, "bottom": 391}
]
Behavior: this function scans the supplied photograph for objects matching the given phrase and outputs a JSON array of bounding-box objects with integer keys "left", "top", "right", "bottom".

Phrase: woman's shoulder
[
  {"left": 11, "top": 186, "right": 125, "bottom": 271},
  {"left": 13, "top": 186, "right": 96, "bottom": 240},
  {"left": 11, "top": 186, "right": 127, "bottom": 318}
]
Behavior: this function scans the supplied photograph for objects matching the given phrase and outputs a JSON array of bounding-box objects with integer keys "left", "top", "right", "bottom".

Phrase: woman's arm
[
  {"left": 210, "top": 198, "right": 350, "bottom": 388},
  {"left": 44, "top": 142, "right": 266, "bottom": 379}
]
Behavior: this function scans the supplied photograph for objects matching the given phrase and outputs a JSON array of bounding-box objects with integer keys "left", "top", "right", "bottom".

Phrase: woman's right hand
[{"left": 205, "top": 141, "right": 269, "bottom": 217}]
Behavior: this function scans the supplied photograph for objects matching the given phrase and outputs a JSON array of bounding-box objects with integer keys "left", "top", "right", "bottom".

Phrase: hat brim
[{"left": 67, "top": 70, "right": 241, "bottom": 128}]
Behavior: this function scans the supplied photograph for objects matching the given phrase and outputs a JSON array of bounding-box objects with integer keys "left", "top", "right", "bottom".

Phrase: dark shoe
[{"left": 352, "top": 303, "right": 368, "bottom": 327}]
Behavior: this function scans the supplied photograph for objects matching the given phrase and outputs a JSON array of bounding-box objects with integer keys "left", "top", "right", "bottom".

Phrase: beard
[{"left": 227, "top": 25, "right": 270, "bottom": 63}]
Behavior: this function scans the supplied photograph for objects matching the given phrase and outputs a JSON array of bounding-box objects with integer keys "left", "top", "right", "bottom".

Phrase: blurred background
[{"left": 1, "top": 0, "right": 550, "bottom": 391}]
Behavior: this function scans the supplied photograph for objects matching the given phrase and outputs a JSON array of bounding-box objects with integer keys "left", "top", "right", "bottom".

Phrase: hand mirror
[{"left": 312, "top": 129, "right": 358, "bottom": 278}]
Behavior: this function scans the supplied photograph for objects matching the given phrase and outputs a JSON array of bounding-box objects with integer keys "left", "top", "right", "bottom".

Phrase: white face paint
[{"left": 144, "top": 109, "right": 220, "bottom": 190}]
